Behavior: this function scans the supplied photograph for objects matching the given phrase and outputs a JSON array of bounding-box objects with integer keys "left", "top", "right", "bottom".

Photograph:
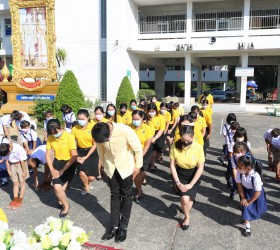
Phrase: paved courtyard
[{"left": 0, "top": 112, "right": 279, "bottom": 249}]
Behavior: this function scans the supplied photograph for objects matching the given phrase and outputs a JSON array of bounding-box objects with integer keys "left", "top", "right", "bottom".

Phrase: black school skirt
[
  {"left": 142, "top": 145, "right": 153, "bottom": 171},
  {"left": 52, "top": 158, "right": 76, "bottom": 185},
  {"left": 175, "top": 166, "right": 200, "bottom": 200},
  {"left": 76, "top": 147, "right": 99, "bottom": 177},
  {"left": 167, "top": 124, "right": 176, "bottom": 138},
  {"left": 153, "top": 130, "right": 165, "bottom": 153}
]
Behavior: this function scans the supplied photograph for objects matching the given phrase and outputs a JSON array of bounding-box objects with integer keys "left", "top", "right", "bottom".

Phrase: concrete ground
[{"left": 0, "top": 111, "right": 279, "bottom": 250}]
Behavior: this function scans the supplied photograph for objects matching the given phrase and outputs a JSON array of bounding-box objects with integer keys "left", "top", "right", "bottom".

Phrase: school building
[{"left": 1, "top": 0, "right": 280, "bottom": 107}]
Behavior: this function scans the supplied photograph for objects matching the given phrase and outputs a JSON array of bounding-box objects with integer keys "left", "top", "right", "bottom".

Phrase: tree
[
  {"left": 30, "top": 99, "right": 54, "bottom": 124},
  {"left": 116, "top": 76, "right": 136, "bottom": 108},
  {"left": 53, "top": 70, "right": 85, "bottom": 121},
  {"left": 137, "top": 89, "right": 156, "bottom": 101}
]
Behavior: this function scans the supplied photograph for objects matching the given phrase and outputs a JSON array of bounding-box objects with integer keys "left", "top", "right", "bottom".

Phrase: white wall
[{"left": 55, "top": 0, "right": 100, "bottom": 101}]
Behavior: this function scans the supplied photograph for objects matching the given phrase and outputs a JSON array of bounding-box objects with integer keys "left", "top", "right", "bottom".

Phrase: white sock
[{"left": 245, "top": 223, "right": 251, "bottom": 229}]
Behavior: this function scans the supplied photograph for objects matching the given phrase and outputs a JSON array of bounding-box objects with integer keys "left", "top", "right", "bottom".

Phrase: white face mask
[
  {"left": 152, "top": 99, "right": 157, "bottom": 103},
  {"left": 203, "top": 105, "right": 208, "bottom": 109},
  {"left": 160, "top": 109, "right": 167, "bottom": 115},
  {"left": 149, "top": 112, "right": 156, "bottom": 118},
  {"left": 236, "top": 137, "right": 244, "bottom": 142},
  {"left": 95, "top": 114, "right": 103, "bottom": 121}
]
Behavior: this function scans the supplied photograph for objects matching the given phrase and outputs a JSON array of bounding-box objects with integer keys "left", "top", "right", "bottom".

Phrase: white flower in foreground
[
  {"left": 48, "top": 219, "right": 62, "bottom": 232},
  {"left": 48, "top": 230, "right": 63, "bottom": 247},
  {"left": 34, "top": 224, "right": 51, "bottom": 237},
  {"left": 10, "top": 245, "right": 30, "bottom": 250},
  {"left": 66, "top": 240, "right": 81, "bottom": 250},
  {"left": 69, "top": 226, "right": 85, "bottom": 240},
  {"left": 11, "top": 230, "right": 28, "bottom": 247},
  {"left": 29, "top": 242, "right": 43, "bottom": 250},
  {"left": 0, "top": 221, "right": 8, "bottom": 231},
  {"left": 0, "top": 242, "right": 6, "bottom": 250},
  {"left": 46, "top": 217, "right": 57, "bottom": 224}
]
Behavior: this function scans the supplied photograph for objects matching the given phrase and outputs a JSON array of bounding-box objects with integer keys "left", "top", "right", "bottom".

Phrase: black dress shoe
[
  {"left": 101, "top": 227, "right": 119, "bottom": 241},
  {"left": 115, "top": 227, "right": 127, "bottom": 243},
  {"left": 180, "top": 224, "right": 189, "bottom": 231}
]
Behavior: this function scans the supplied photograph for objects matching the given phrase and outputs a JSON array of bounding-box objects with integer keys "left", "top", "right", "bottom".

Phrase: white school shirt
[
  {"left": 0, "top": 114, "right": 12, "bottom": 128},
  {"left": 222, "top": 123, "right": 230, "bottom": 136},
  {"left": 263, "top": 129, "right": 273, "bottom": 143},
  {"left": 20, "top": 129, "right": 38, "bottom": 143},
  {"left": 271, "top": 136, "right": 280, "bottom": 149},
  {"left": 62, "top": 112, "right": 76, "bottom": 123},
  {"left": 15, "top": 111, "right": 31, "bottom": 129},
  {"left": 3, "top": 143, "right": 27, "bottom": 163},
  {"left": 30, "top": 145, "right": 46, "bottom": 164},
  {"left": 236, "top": 169, "right": 263, "bottom": 192}
]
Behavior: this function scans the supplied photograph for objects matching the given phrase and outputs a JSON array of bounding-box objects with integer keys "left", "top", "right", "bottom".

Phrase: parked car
[{"left": 211, "top": 90, "right": 228, "bottom": 101}]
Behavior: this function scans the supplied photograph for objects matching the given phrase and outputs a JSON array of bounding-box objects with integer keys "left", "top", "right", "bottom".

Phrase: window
[{"left": 5, "top": 19, "right": 12, "bottom": 36}]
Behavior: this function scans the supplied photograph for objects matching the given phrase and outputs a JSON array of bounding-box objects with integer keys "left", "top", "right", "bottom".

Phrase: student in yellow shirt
[
  {"left": 117, "top": 103, "right": 130, "bottom": 125},
  {"left": 174, "top": 115, "right": 194, "bottom": 143},
  {"left": 175, "top": 102, "right": 184, "bottom": 116},
  {"left": 130, "top": 110, "right": 153, "bottom": 204},
  {"left": 167, "top": 101, "right": 179, "bottom": 150},
  {"left": 72, "top": 109, "right": 98, "bottom": 195},
  {"left": 151, "top": 95, "right": 161, "bottom": 111},
  {"left": 138, "top": 99, "right": 147, "bottom": 112},
  {"left": 158, "top": 102, "right": 171, "bottom": 163},
  {"left": 170, "top": 125, "right": 205, "bottom": 230},
  {"left": 105, "top": 104, "right": 118, "bottom": 123},
  {"left": 189, "top": 106, "right": 206, "bottom": 146},
  {"left": 147, "top": 103, "right": 165, "bottom": 171},
  {"left": 198, "top": 91, "right": 214, "bottom": 115},
  {"left": 201, "top": 100, "right": 213, "bottom": 156},
  {"left": 46, "top": 119, "right": 78, "bottom": 218},
  {"left": 126, "top": 100, "right": 139, "bottom": 124}
]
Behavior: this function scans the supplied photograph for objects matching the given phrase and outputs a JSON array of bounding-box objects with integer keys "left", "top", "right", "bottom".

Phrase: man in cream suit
[{"left": 92, "top": 122, "right": 143, "bottom": 243}]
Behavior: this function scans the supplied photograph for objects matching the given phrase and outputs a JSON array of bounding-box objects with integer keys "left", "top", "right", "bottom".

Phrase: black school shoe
[
  {"left": 244, "top": 227, "right": 251, "bottom": 237},
  {"left": 115, "top": 227, "right": 127, "bottom": 243},
  {"left": 101, "top": 227, "right": 119, "bottom": 241}
]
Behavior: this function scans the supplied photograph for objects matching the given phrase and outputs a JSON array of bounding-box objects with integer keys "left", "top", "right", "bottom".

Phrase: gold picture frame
[{"left": 9, "top": 0, "right": 56, "bottom": 81}]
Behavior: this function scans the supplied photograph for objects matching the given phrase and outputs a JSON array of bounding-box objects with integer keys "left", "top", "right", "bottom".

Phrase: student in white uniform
[
  {"left": 28, "top": 145, "right": 51, "bottom": 191},
  {"left": 0, "top": 114, "right": 12, "bottom": 139},
  {"left": 0, "top": 138, "right": 29, "bottom": 210},
  {"left": 61, "top": 104, "right": 76, "bottom": 129},
  {"left": 263, "top": 128, "right": 280, "bottom": 172},
  {"left": 10, "top": 110, "right": 31, "bottom": 130},
  {"left": 271, "top": 132, "right": 280, "bottom": 181},
  {"left": 236, "top": 155, "right": 267, "bottom": 237}
]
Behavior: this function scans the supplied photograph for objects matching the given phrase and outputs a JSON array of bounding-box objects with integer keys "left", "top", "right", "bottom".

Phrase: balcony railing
[
  {"left": 192, "top": 17, "right": 243, "bottom": 32},
  {"left": 139, "top": 20, "right": 187, "bottom": 34},
  {"left": 250, "top": 15, "right": 280, "bottom": 29}
]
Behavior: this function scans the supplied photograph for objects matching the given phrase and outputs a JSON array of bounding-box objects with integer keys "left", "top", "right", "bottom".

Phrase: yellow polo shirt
[
  {"left": 170, "top": 109, "right": 179, "bottom": 125},
  {"left": 91, "top": 117, "right": 109, "bottom": 127},
  {"left": 194, "top": 116, "right": 207, "bottom": 146},
  {"left": 170, "top": 141, "right": 205, "bottom": 169},
  {"left": 201, "top": 109, "right": 212, "bottom": 127},
  {"left": 174, "top": 126, "right": 180, "bottom": 142},
  {"left": 177, "top": 106, "right": 185, "bottom": 116},
  {"left": 117, "top": 112, "right": 130, "bottom": 125},
  {"left": 72, "top": 123, "right": 94, "bottom": 148},
  {"left": 155, "top": 101, "right": 161, "bottom": 111},
  {"left": 130, "top": 123, "right": 153, "bottom": 149},
  {"left": 150, "top": 114, "right": 165, "bottom": 131},
  {"left": 46, "top": 131, "right": 76, "bottom": 161},
  {"left": 162, "top": 111, "right": 171, "bottom": 123}
]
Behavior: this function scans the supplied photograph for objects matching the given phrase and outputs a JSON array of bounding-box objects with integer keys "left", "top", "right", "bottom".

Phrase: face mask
[
  {"left": 132, "top": 120, "right": 141, "bottom": 127},
  {"left": 53, "top": 131, "right": 62, "bottom": 138},
  {"left": 95, "top": 114, "right": 103, "bottom": 121},
  {"left": 149, "top": 112, "right": 156, "bottom": 118},
  {"left": 78, "top": 120, "right": 87, "bottom": 127},
  {"left": 107, "top": 110, "right": 115, "bottom": 116},
  {"left": 203, "top": 105, "right": 208, "bottom": 109},
  {"left": 236, "top": 137, "right": 244, "bottom": 142},
  {"left": 131, "top": 105, "right": 137, "bottom": 110},
  {"left": 182, "top": 141, "right": 192, "bottom": 147},
  {"left": 120, "top": 110, "right": 126, "bottom": 115},
  {"left": 152, "top": 99, "right": 156, "bottom": 103},
  {"left": 160, "top": 109, "right": 167, "bottom": 115},
  {"left": 20, "top": 128, "right": 29, "bottom": 134},
  {"left": 234, "top": 153, "right": 243, "bottom": 160}
]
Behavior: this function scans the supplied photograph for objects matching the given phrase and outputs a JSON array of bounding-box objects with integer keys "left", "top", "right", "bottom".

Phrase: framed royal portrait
[{"left": 9, "top": 0, "right": 56, "bottom": 81}]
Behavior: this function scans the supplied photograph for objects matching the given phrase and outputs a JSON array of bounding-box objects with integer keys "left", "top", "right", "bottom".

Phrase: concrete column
[
  {"left": 223, "top": 82, "right": 226, "bottom": 91},
  {"left": 240, "top": 53, "right": 249, "bottom": 107},
  {"left": 197, "top": 67, "right": 202, "bottom": 99},
  {"left": 243, "top": 0, "right": 251, "bottom": 37},
  {"left": 186, "top": 1, "right": 193, "bottom": 37},
  {"left": 236, "top": 77, "right": 241, "bottom": 93},
  {"left": 277, "top": 66, "right": 280, "bottom": 102},
  {"left": 155, "top": 67, "right": 165, "bottom": 99},
  {"left": 184, "top": 53, "right": 192, "bottom": 105}
]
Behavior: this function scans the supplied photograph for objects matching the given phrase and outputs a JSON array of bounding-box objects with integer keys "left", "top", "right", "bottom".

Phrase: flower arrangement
[{"left": 0, "top": 213, "right": 91, "bottom": 250}]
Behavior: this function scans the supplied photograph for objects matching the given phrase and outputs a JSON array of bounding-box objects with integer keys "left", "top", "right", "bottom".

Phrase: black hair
[
  {"left": 132, "top": 110, "right": 145, "bottom": 119},
  {"left": 178, "top": 115, "right": 192, "bottom": 129},
  {"left": 0, "top": 143, "right": 10, "bottom": 156},
  {"left": 147, "top": 103, "right": 158, "bottom": 113},
  {"left": 92, "top": 122, "right": 110, "bottom": 143},
  {"left": 46, "top": 119, "right": 61, "bottom": 135},
  {"left": 226, "top": 113, "right": 237, "bottom": 125},
  {"left": 191, "top": 105, "right": 200, "bottom": 113},
  {"left": 130, "top": 100, "right": 137, "bottom": 106},
  {"left": 188, "top": 111, "right": 198, "bottom": 121},
  {"left": 11, "top": 110, "right": 22, "bottom": 120},
  {"left": 61, "top": 104, "right": 72, "bottom": 113},
  {"left": 20, "top": 120, "right": 30, "bottom": 129},
  {"left": 174, "top": 102, "right": 180, "bottom": 108},
  {"left": 203, "top": 91, "right": 209, "bottom": 96},
  {"left": 139, "top": 98, "right": 145, "bottom": 104},
  {"left": 77, "top": 108, "right": 90, "bottom": 120},
  {"left": 233, "top": 142, "right": 250, "bottom": 154},
  {"left": 45, "top": 110, "right": 54, "bottom": 117},
  {"left": 94, "top": 106, "right": 104, "bottom": 113},
  {"left": 233, "top": 127, "right": 248, "bottom": 142},
  {"left": 237, "top": 155, "right": 262, "bottom": 179},
  {"left": 230, "top": 121, "right": 240, "bottom": 131},
  {"left": 72, "top": 121, "right": 79, "bottom": 127},
  {"left": 271, "top": 128, "right": 280, "bottom": 137},
  {"left": 119, "top": 103, "right": 127, "bottom": 110},
  {"left": 202, "top": 99, "right": 209, "bottom": 105},
  {"left": 175, "top": 126, "right": 194, "bottom": 150},
  {"left": 105, "top": 104, "right": 117, "bottom": 122},
  {"left": 160, "top": 102, "right": 168, "bottom": 109}
]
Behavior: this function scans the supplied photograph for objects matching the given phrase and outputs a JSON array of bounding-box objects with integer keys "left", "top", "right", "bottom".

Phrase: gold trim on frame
[{"left": 9, "top": 0, "right": 57, "bottom": 82}]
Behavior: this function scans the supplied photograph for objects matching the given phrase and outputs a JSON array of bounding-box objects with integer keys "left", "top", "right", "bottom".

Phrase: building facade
[{"left": 1, "top": 0, "right": 280, "bottom": 107}]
